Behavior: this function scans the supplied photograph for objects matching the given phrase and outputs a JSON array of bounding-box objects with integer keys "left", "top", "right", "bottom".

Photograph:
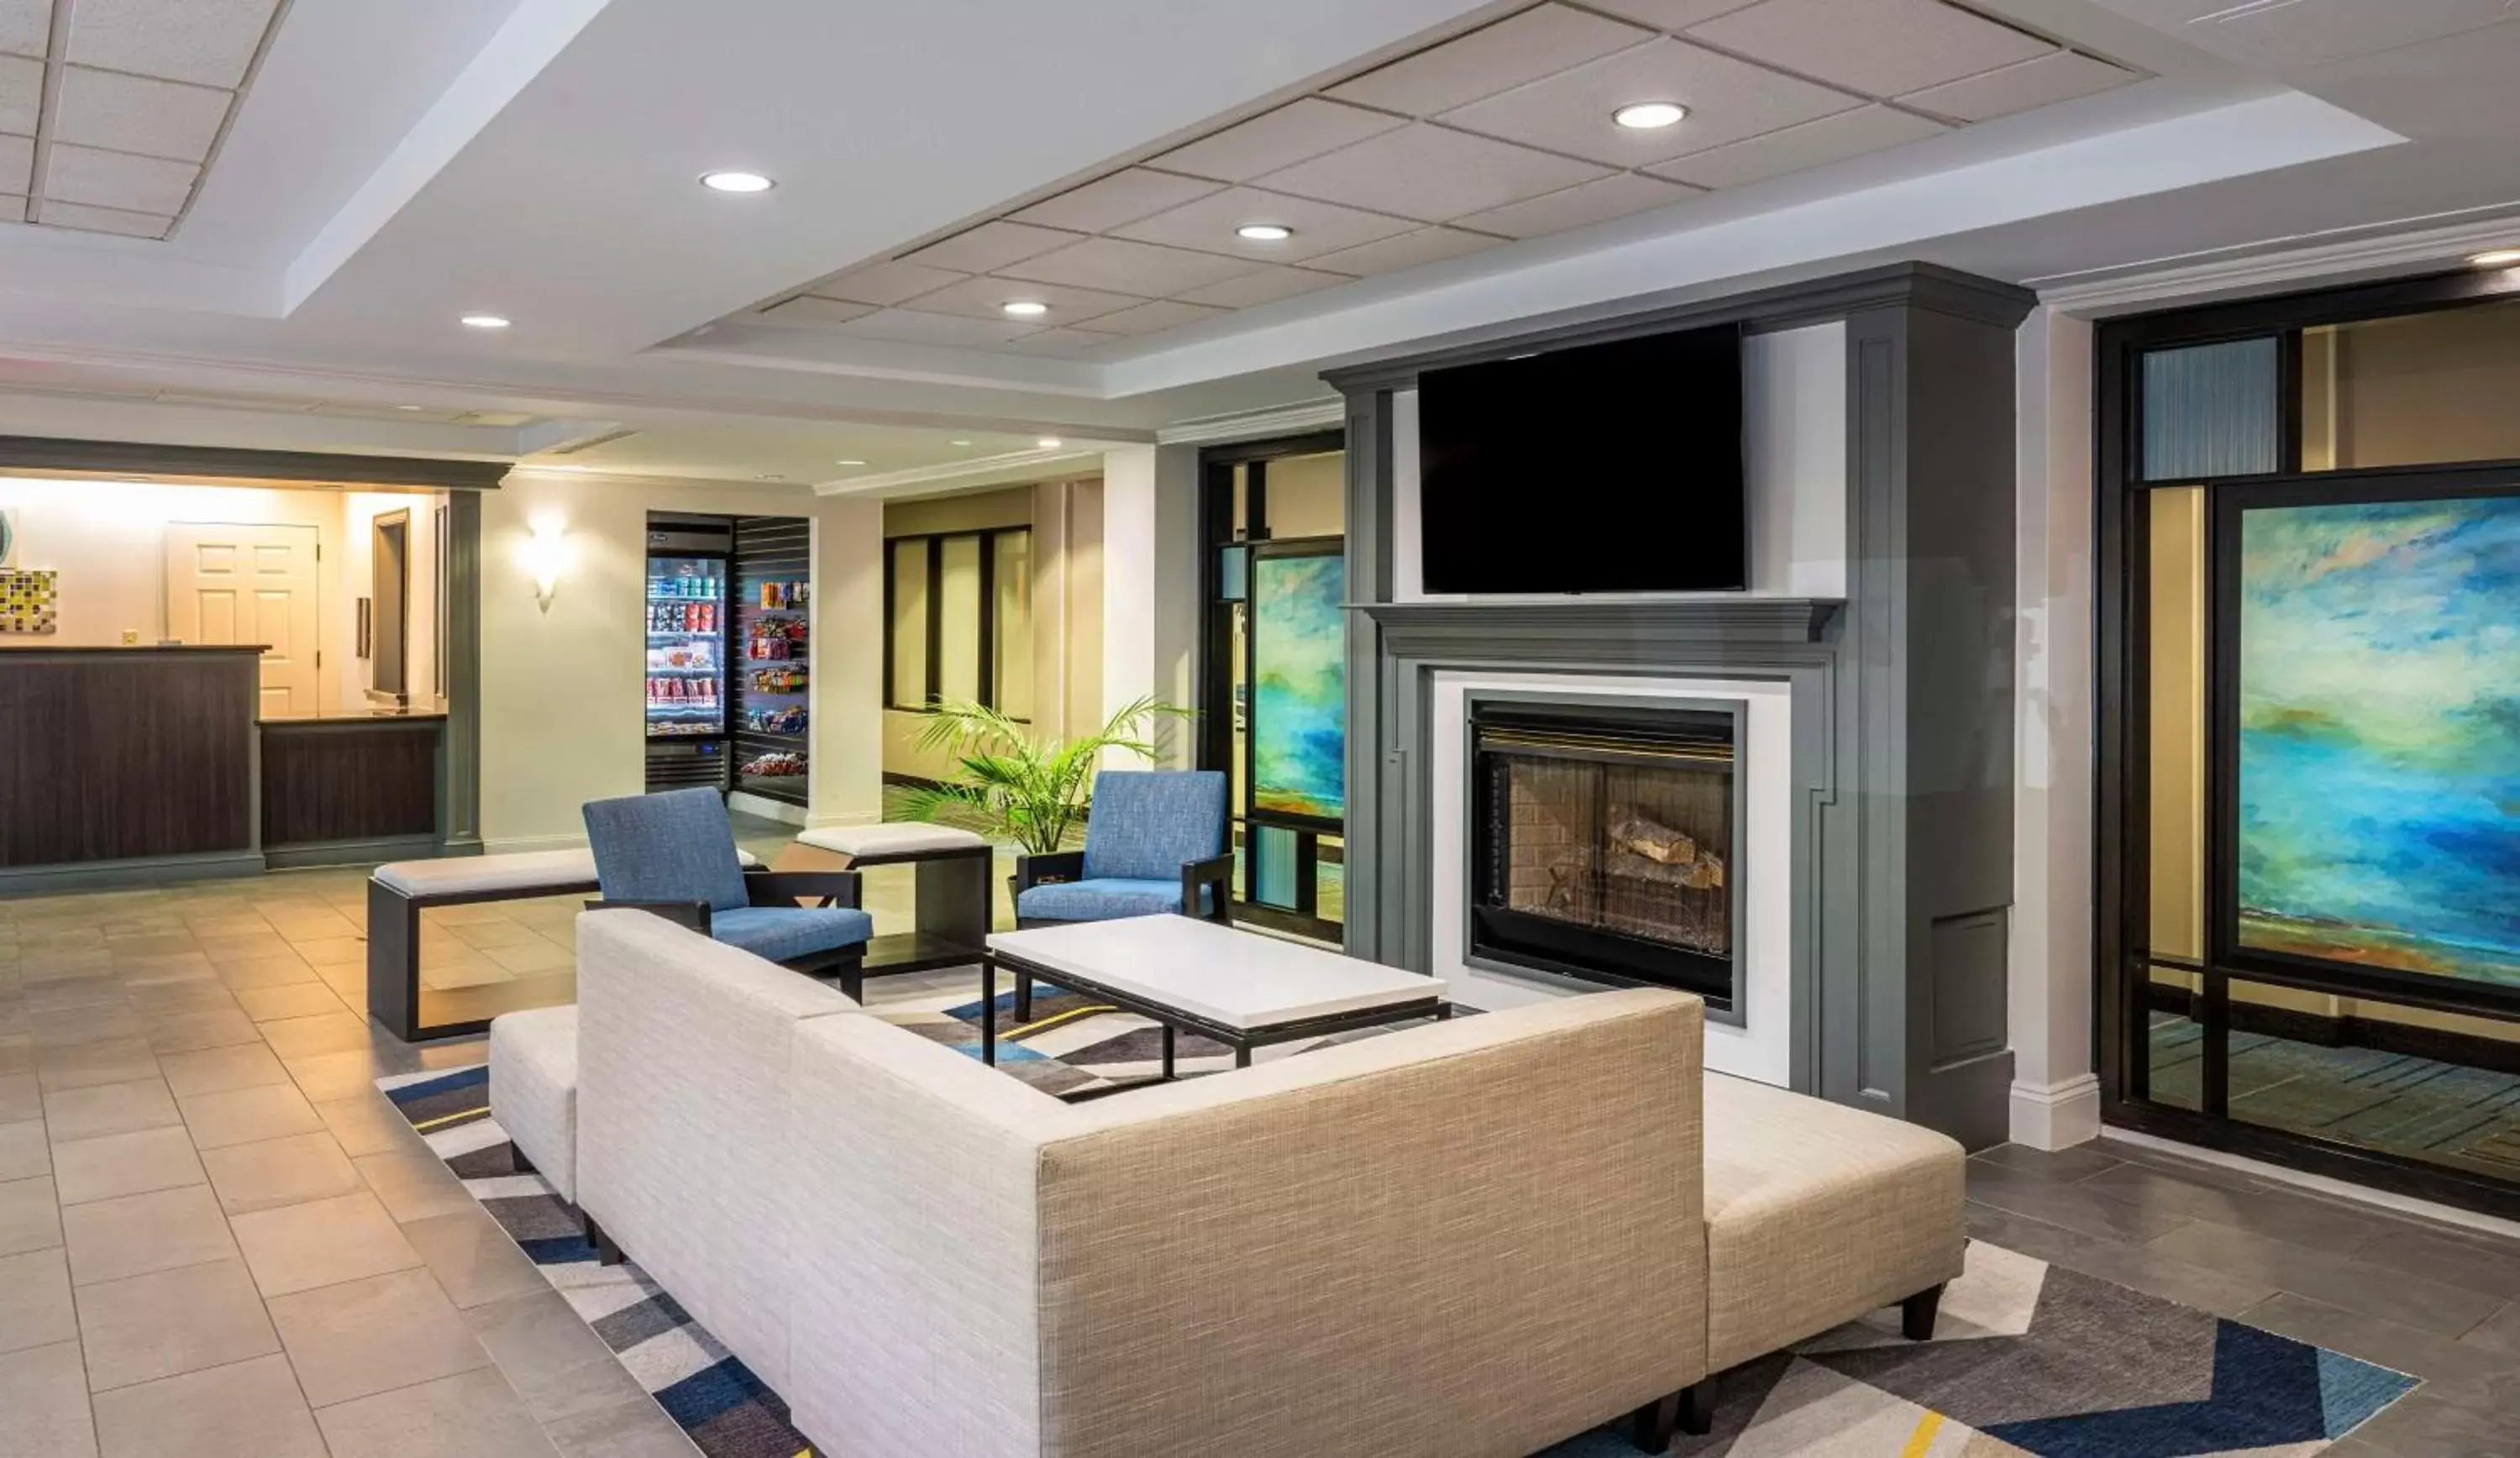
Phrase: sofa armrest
[
  {"left": 744, "top": 869, "right": 862, "bottom": 909},
  {"left": 1179, "top": 852, "right": 1235, "bottom": 925},
  {"left": 585, "top": 899, "right": 711, "bottom": 935},
  {"left": 1014, "top": 850, "right": 1084, "bottom": 893}
]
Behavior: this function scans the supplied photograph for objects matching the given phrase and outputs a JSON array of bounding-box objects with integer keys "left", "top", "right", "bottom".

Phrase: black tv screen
[{"left": 1418, "top": 324, "right": 1746, "bottom": 594}]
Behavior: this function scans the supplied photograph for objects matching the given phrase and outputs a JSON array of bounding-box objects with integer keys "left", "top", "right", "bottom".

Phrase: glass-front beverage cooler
[{"left": 643, "top": 516, "right": 734, "bottom": 793}]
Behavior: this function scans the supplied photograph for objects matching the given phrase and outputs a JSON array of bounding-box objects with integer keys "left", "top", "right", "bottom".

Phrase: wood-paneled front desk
[{"left": 0, "top": 646, "right": 449, "bottom": 890}]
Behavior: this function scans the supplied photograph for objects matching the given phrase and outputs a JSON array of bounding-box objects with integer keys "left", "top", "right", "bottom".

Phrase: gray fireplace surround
[{"left": 1323, "top": 263, "right": 2031, "bottom": 1150}]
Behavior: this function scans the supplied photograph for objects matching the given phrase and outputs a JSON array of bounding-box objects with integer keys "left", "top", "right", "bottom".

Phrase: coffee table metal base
[{"left": 979, "top": 950, "right": 1449, "bottom": 1079}]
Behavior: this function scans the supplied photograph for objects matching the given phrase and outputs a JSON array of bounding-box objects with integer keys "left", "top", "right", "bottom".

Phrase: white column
[
  {"left": 1098, "top": 443, "right": 1200, "bottom": 767},
  {"left": 807, "top": 495, "right": 885, "bottom": 828},
  {"left": 2009, "top": 306, "right": 2100, "bottom": 1149}
]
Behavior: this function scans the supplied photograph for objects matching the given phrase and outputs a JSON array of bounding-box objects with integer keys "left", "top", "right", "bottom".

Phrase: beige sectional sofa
[{"left": 559, "top": 910, "right": 1964, "bottom": 1456}]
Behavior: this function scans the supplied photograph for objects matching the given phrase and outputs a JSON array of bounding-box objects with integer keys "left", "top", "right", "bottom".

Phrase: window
[{"left": 884, "top": 527, "right": 1033, "bottom": 717}]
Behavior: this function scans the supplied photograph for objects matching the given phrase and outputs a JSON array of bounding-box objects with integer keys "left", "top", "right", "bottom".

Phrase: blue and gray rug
[{"left": 381, "top": 996, "right": 2418, "bottom": 1458}]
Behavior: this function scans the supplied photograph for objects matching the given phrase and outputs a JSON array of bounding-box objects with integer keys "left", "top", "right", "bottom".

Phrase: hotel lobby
[{"left": 11, "top": 1, "right": 2520, "bottom": 1454}]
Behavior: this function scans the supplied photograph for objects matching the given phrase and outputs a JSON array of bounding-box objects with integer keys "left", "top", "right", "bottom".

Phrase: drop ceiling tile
[
  {"left": 1441, "top": 37, "right": 1861, "bottom": 166},
  {"left": 66, "top": 0, "right": 282, "bottom": 89},
  {"left": 0, "top": 193, "right": 20, "bottom": 223},
  {"left": 1111, "top": 186, "right": 1418, "bottom": 264},
  {"left": 1582, "top": 0, "right": 1763, "bottom": 27},
  {"left": 0, "top": 132, "right": 26, "bottom": 194},
  {"left": 1900, "top": 50, "right": 2139, "bottom": 120},
  {"left": 37, "top": 199, "right": 171, "bottom": 239},
  {"left": 898, "top": 220, "right": 1082, "bottom": 275},
  {"left": 0, "top": 55, "right": 38, "bottom": 134},
  {"left": 1645, "top": 103, "right": 1945, "bottom": 187},
  {"left": 1254, "top": 123, "right": 1610, "bottom": 223},
  {"left": 0, "top": 0, "right": 45, "bottom": 57},
  {"left": 1303, "top": 226, "right": 1503, "bottom": 277},
  {"left": 831, "top": 310, "right": 1041, "bottom": 349},
  {"left": 1010, "top": 168, "right": 1222, "bottom": 232},
  {"left": 1176, "top": 265, "right": 1350, "bottom": 309},
  {"left": 1079, "top": 300, "right": 1231, "bottom": 336},
  {"left": 1001, "top": 327, "right": 1125, "bottom": 356},
  {"left": 55, "top": 67, "right": 232, "bottom": 162},
  {"left": 43, "top": 144, "right": 198, "bottom": 215},
  {"left": 904, "top": 275, "right": 1144, "bottom": 325},
  {"left": 999, "top": 236, "right": 1264, "bottom": 296},
  {"left": 762, "top": 295, "right": 879, "bottom": 327},
  {"left": 1687, "top": 0, "right": 2054, "bottom": 97},
  {"left": 458, "top": 411, "right": 538, "bottom": 427},
  {"left": 1149, "top": 98, "right": 1405, "bottom": 183},
  {"left": 1455, "top": 171, "right": 1699, "bottom": 238},
  {"left": 2197, "top": 0, "right": 2517, "bottom": 69},
  {"left": 810, "top": 259, "right": 968, "bottom": 307},
  {"left": 1326, "top": 4, "right": 1654, "bottom": 117}
]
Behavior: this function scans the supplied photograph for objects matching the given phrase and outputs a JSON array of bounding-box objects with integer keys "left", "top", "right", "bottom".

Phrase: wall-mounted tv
[{"left": 1418, "top": 323, "right": 1746, "bottom": 595}]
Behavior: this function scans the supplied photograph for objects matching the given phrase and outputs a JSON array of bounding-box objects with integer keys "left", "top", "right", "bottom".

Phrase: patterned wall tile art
[{"left": 0, "top": 569, "right": 59, "bottom": 633}]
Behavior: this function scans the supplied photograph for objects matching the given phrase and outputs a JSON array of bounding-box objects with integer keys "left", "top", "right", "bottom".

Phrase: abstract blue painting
[
  {"left": 2238, "top": 493, "right": 2520, "bottom": 985},
  {"left": 1249, "top": 551, "right": 1345, "bottom": 822}
]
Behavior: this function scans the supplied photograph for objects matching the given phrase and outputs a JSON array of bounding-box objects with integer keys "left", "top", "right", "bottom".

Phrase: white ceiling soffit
[
  {"left": 731, "top": 0, "right": 2157, "bottom": 354},
  {"left": 0, "top": 0, "right": 291, "bottom": 240}
]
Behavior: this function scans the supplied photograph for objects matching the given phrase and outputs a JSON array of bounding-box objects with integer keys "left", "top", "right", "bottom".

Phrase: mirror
[{"left": 373, "top": 510, "right": 409, "bottom": 704}]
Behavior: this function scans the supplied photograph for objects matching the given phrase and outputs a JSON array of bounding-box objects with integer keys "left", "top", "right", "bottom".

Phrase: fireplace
[{"left": 1469, "top": 700, "right": 1741, "bottom": 1012}]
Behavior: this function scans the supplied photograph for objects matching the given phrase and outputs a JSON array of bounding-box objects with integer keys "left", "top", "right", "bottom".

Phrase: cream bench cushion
[
  {"left": 1701, "top": 1071, "right": 1966, "bottom": 1371},
  {"left": 374, "top": 847, "right": 757, "bottom": 898},
  {"left": 795, "top": 823, "right": 986, "bottom": 858},
  {"left": 488, "top": 1004, "right": 580, "bottom": 1203}
]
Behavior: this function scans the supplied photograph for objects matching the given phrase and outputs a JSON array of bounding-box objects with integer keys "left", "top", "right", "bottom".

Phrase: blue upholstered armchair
[
  {"left": 1012, "top": 769, "right": 1232, "bottom": 929},
  {"left": 581, "top": 788, "right": 877, "bottom": 995}
]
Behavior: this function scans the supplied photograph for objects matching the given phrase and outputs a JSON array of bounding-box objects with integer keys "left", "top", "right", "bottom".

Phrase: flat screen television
[{"left": 1417, "top": 323, "right": 1746, "bottom": 594}]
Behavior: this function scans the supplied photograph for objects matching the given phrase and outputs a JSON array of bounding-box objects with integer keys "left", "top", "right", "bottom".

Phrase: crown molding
[
  {"left": 2031, "top": 205, "right": 2520, "bottom": 315},
  {"left": 1153, "top": 398, "right": 1347, "bottom": 445},
  {"left": 813, "top": 446, "right": 1108, "bottom": 498}
]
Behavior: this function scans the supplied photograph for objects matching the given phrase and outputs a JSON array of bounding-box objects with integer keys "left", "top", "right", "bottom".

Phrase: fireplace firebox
[{"left": 1469, "top": 700, "right": 1741, "bottom": 1012}]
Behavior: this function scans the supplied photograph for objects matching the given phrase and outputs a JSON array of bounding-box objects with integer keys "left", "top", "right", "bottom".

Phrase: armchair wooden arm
[
  {"left": 1182, "top": 852, "right": 1235, "bottom": 926},
  {"left": 743, "top": 869, "right": 864, "bottom": 909},
  {"left": 1014, "top": 850, "right": 1085, "bottom": 894}
]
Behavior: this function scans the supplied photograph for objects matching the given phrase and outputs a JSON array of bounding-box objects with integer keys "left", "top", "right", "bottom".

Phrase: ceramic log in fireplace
[{"left": 1469, "top": 700, "right": 1741, "bottom": 1011}]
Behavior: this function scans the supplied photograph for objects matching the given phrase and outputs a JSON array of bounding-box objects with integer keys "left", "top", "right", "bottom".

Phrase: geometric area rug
[{"left": 380, "top": 1063, "right": 2418, "bottom": 1458}]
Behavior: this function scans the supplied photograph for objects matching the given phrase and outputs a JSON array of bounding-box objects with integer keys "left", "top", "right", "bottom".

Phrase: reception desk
[{"left": 0, "top": 645, "right": 453, "bottom": 889}]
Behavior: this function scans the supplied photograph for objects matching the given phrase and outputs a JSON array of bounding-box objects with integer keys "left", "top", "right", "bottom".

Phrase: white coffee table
[{"left": 981, "top": 916, "right": 1450, "bottom": 1076}]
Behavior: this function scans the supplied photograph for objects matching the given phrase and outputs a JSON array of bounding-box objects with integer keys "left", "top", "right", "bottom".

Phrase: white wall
[
  {"left": 1389, "top": 322, "right": 1849, "bottom": 603},
  {"left": 340, "top": 491, "right": 448, "bottom": 711},
  {"left": 2009, "top": 307, "right": 2099, "bottom": 1151},
  {"left": 1097, "top": 444, "right": 1201, "bottom": 767},
  {"left": 479, "top": 471, "right": 884, "bottom": 851}
]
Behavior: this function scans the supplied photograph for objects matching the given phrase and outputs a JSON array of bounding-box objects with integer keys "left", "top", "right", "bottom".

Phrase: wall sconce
[{"left": 520, "top": 518, "right": 570, "bottom": 613}]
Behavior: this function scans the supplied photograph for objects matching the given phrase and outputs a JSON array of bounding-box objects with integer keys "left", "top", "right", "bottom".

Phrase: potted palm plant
[{"left": 900, "top": 695, "right": 1194, "bottom": 881}]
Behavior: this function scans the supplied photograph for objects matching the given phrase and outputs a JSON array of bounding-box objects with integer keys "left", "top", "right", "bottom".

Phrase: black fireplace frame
[{"left": 1462, "top": 691, "right": 1748, "bottom": 1020}]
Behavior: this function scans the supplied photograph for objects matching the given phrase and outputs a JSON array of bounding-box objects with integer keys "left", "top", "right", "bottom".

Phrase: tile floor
[{"left": 8, "top": 857, "right": 2520, "bottom": 1456}]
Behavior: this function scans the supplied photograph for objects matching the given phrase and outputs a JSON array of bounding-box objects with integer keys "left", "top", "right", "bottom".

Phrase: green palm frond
[{"left": 898, "top": 696, "right": 1196, "bottom": 854}]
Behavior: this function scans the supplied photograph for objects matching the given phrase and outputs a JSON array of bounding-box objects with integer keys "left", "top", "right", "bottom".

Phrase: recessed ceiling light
[
  {"left": 1037, "top": 437, "right": 1063, "bottom": 449},
  {"left": 1002, "top": 300, "right": 1050, "bottom": 317},
  {"left": 950, "top": 438, "right": 972, "bottom": 447},
  {"left": 701, "top": 170, "right": 775, "bottom": 194},
  {"left": 834, "top": 459, "right": 867, "bottom": 467},
  {"left": 396, "top": 404, "right": 423, "bottom": 412},
  {"left": 1612, "top": 101, "right": 1687, "bottom": 130},
  {"left": 2469, "top": 249, "right": 2520, "bottom": 268},
  {"left": 460, "top": 314, "right": 511, "bottom": 330},
  {"left": 1236, "top": 223, "right": 1294, "bottom": 242},
  {"left": 757, "top": 473, "right": 786, "bottom": 481}
]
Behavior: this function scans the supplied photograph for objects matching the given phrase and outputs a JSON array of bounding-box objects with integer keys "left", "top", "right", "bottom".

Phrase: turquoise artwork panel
[
  {"left": 2238, "top": 492, "right": 2520, "bottom": 985},
  {"left": 1249, "top": 551, "right": 1345, "bottom": 822}
]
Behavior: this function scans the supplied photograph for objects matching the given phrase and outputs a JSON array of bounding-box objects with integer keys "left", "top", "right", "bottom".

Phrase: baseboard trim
[
  {"left": 2009, "top": 1073, "right": 2102, "bottom": 1151},
  {"left": 479, "top": 834, "right": 587, "bottom": 855},
  {"left": 263, "top": 835, "right": 443, "bottom": 871},
  {"left": 0, "top": 850, "right": 265, "bottom": 896},
  {"left": 727, "top": 790, "right": 807, "bottom": 826}
]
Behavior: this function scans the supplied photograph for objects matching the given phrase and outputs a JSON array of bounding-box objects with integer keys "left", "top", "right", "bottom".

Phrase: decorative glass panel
[
  {"left": 992, "top": 531, "right": 1033, "bottom": 721},
  {"left": 2143, "top": 338, "right": 2280, "bottom": 480},
  {"left": 1217, "top": 544, "right": 1247, "bottom": 602},
  {"left": 937, "top": 535, "right": 981, "bottom": 704},
  {"left": 888, "top": 538, "right": 927, "bottom": 706},
  {"left": 1248, "top": 823, "right": 1300, "bottom": 910}
]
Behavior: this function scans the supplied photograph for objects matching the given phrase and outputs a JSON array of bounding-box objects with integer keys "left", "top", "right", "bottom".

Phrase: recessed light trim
[
  {"left": 2469, "top": 249, "right": 2520, "bottom": 268},
  {"left": 950, "top": 438, "right": 972, "bottom": 447},
  {"left": 1002, "top": 300, "right": 1050, "bottom": 317},
  {"left": 1612, "top": 101, "right": 1687, "bottom": 130},
  {"left": 1037, "top": 437, "right": 1063, "bottom": 449},
  {"left": 1236, "top": 223, "right": 1294, "bottom": 242},
  {"left": 701, "top": 171, "right": 775, "bottom": 193},
  {"left": 396, "top": 404, "right": 424, "bottom": 412},
  {"left": 460, "top": 314, "right": 511, "bottom": 330},
  {"left": 834, "top": 459, "right": 867, "bottom": 467}
]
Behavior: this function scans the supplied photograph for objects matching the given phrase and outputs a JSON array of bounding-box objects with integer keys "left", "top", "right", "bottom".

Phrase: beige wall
[
  {"left": 480, "top": 471, "right": 884, "bottom": 850},
  {"left": 1260, "top": 450, "right": 1345, "bottom": 538},
  {"left": 340, "top": 491, "right": 449, "bottom": 712},
  {"left": 2303, "top": 302, "right": 2520, "bottom": 470}
]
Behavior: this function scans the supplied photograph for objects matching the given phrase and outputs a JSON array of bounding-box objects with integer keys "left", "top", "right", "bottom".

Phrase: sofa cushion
[
  {"left": 488, "top": 1005, "right": 579, "bottom": 1203},
  {"left": 797, "top": 822, "right": 987, "bottom": 858},
  {"left": 1700, "top": 1071, "right": 1966, "bottom": 1371},
  {"left": 711, "top": 905, "right": 874, "bottom": 962},
  {"left": 1079, "top": 771, "right": 1226, "bottom": 881},
  {"left": 1016, "top": 878, "right": 1184, "bottom": 922},
  {"left": 374, "top": 847, "right": 757, "bottom": 899}
]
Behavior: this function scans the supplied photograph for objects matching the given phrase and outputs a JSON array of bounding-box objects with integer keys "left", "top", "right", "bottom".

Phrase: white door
[{"left": 166, "top": 522, "right": 323, "bottom": 719}]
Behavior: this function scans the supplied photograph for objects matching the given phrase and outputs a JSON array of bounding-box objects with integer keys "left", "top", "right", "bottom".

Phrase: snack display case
[
  {"left": 645, "top": 555, "right": 727, "bottom": 737},
  {"left": 731, "top": 515, "right": 811, "bottom": 808}
]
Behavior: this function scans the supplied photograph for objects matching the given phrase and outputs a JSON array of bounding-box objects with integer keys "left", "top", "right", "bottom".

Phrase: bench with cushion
[{"left": 792, "top": 821, "right": 993, "bottom": 952}]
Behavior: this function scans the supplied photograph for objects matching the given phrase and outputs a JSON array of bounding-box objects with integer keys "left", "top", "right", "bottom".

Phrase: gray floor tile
[
  {"left": 0, "top": 1117, "right": 47, "bottom": 1181},
  {"left": 231, "top": 1190, "right": 423, "bottom": 1298},
  {"left": 73, "top": 1257, "right": 280, "bottom": 1392},
  {"left": 197, "top": 932, "right": 297, "bottom": 966},
  {"left": 234, "top": 983, "right": 349, "bottom": 1023},
  {"left": 268, "top": 1267, "right": 491, "bottom": 1407},
  {"left": 30, "top": 1004, "right": 144, "bottom": 1049},
  {"left": 1964, "top": 1161, "right": 2197, "bottom": 1244},
  {"left": 34, "top": 1038, "right": 158, "bottom": 1093},
  {"left": 465, "top": 1288, "right": 646, "bottom": 1424},
  {"left": 1970, "top": 1141, "right": 2124, "bottom": 1181},
  {"left": 2148, "top": 1218, "right": 2508, "bottom": 1339},
  {"left": 90, "top": 1351, "right": 327, "bottom": 1458},
  {"left": 178, "top": 1083, "right": 323, "bottom": 1150},
  {"left": 2355, "top": 1224, "right": 2520, "bottom": 1302},
  {"left": 0, "top": 1174, "right": 63, "bottom": 1257},
  {"left": 285, "top": 1047, "right": 408, "bottom": 1101},
  {"left": 2457, "top": 1299, "right": 2520, "bottom": 1358},
  {"left": 0, "top": 1248, "right": 77, "bottom": 1354},
  {"left": 2075, "top": 1160, "right": 2397, "bottom": 1255},
  {"left": 1966, "top": 1201, "right": 2277, "bottom": 1318},
  {"left": 0, "top": 1073, "right": 36, "bottom": 1123},
  {"left": 2337, "top": 1389, "right": 2520, "bottom": 1457},
  {"left": 39, "top": 1079, "right": 179, "bottom": 1142},
  {"left": 401, "top": 1209, "right": 554, "bottom": 1309},
  {"left": 0, "top": 1340, "right": 97, "bottom": 1458},
  {"left": 156, "top": 1042, "right": 291, "bottom": 1098},
  {"left": 316, "top": 1366, "right": 564, "bottom": 1458},
  {"left": 2240, "top": 1291, "right": 2512, "bottom": 1387},
  {"left": 213, "top": 955, "right": 321, "bottom": 990},
  {"left": 357, "top": 1149, "right": 480, "bottom": 1225},
  {"left": 200, "top": 1130, "right": 365, "bottom": 1214},
  {"left": 50, "top": 1126, "right": 207, "bottom": 1206},
  {"left": 142, "top": 1007, "right": 262, "bottom": 1055},
  {"left": 259, "top": 1012, "right": 375, "bottom": 1059},
  {"left": 541, "top": 1395, "right": 699, "bottom": 1458},
  {"left": 318, "top": 1093, "right": 428, "bottom": 1158},
  {"left": 60, "top": 1183, "right": 236, "bottom": 1286}
]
